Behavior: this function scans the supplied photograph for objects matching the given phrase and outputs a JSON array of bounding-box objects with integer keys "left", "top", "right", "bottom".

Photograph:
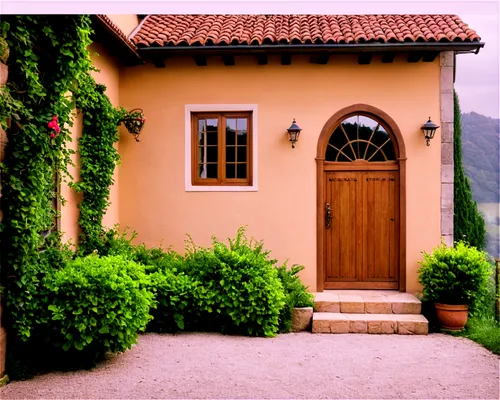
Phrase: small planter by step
[
  {"left": 435, "top": 303, "right": 468, "bottom": 331},
  {"left": 291, "top": 307, "right": 313, "bottom": 332}
]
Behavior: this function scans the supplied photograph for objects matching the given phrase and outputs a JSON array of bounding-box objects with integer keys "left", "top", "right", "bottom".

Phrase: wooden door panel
[
  {"left": 325, "top": 172, "right": 361, "bottom": 282},
  {"left": 362, "top": 171, "right": 399, "bottom": 282},
  {"left": 323, "top": 170, "right": 399, "bottom": 289}
]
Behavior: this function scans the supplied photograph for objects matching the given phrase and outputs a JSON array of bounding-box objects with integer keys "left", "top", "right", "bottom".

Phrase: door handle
[{"left": 325, "top": 203, "right": 333, "bottom": 229}]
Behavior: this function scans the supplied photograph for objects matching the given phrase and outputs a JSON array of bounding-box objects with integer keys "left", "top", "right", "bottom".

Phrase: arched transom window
[{"left": 325, "top": 114, "right": 396, "bottom": 162}]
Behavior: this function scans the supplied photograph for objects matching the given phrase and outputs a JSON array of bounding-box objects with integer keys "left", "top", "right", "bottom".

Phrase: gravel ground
[{"left": 1, "top": 332, "right": 499, "bottom": 399}]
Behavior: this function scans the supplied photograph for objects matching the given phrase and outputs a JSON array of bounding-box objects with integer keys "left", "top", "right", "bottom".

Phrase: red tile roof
[{"left": 131, "top": 14, "right": 481, "bottom": 47}]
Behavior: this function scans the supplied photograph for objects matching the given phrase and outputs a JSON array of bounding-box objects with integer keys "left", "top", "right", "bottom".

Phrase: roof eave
[{"left": 137, "top": 42, "right": 485, "bottom": 57}]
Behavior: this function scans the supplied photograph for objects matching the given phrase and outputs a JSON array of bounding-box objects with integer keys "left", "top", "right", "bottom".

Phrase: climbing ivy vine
[
  {"left": 0, "top": 15, "right": 128, "bottom": 341},
  {"left": 0, "top": 15, "right": 94, "bottom": 339},
  {"left": 72, "top": 75, "right": 127, "bottom": 255}
]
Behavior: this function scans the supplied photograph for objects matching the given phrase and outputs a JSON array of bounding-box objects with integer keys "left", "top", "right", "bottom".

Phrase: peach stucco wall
[
  {"left": 60, "top": 42, "right": 121, "bottom": 244},
  {"left": 117, "top": 54, "right": 442, "bottom": 294},
  {"left": 107, "top": 15, "right": 140, "bottom": 37}
]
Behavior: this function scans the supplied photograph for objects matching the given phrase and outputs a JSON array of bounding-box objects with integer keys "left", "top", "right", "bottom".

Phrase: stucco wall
[
  {"left": 118, "top": 54, "right": 442, "bottom": 294},
  {"left": 60, "top": 42, "right": 121, "bottom": 244}
]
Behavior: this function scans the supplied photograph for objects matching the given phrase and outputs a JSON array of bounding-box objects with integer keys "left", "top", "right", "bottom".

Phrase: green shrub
[
  {"left": 182, "top": 227, "right": 286, "bottom": 337},
  {"left": 275, "top": 263, "right": 314, "bottom": 332},
  {"left": 78, "top": 225, "right": 138, "bottom": 258},
  {"left": 418, "top": 241, "right": 492, "bottom": 315},
  {"left": 44, "top": 255, "right": 154, "bottom": 357},
  {"left": 472, "top": 259, "right": 497, "bottom": 319},
  {"left": 146, "top": 269, "right": 199, "bottom": 332}
]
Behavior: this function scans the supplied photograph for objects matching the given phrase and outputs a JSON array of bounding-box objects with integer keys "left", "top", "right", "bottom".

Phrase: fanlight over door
[
  {"left": 322, "top": 113, "right": 400, "bottom": 290},
  {"left": 325, "top": 115, "right": 396, "bottom": 162}
]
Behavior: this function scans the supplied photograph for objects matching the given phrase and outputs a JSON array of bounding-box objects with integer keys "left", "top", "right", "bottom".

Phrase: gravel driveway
[{"left": 1, "top": 332, "right": 499, "bottom": 399}]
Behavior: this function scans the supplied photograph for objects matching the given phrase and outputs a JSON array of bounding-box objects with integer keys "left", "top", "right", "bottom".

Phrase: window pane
[
  {"left": 207, "top": 119, "right": 218, "bottom": 132},
  {"left": 198, "top": 119, "right": 205, "bottom": 132},
  {"left": 226, "top": 126, "right": 236, "bottom": 145},
  {"left": 199, "top": 146, "right": 218, "bottom": 163},
  {"left": 237, "top": 131, "right": 247, "bottom": 145},
  {"left": 357, "top": 140, "right": 368, "bottom": 160},
  {"left": 206, "top": 163, "right": 218, "bottom": 178},
  {"left": 381, "top": 141, "right": 396, "bottom": 161},
  {"left": 236, "top": 118, "right": 247, "bottom": 131},
  {"left": 226, "top": 146, "right": 236, "bottom": 162},
  {"left": 206, "top": 132, "right": 218, "bottom": 145},
  {"left": 226, "top": 118, "right": 237, "bottom": 130},
  {"left": 237, "top": 163, "right": 247, "bottom": 179},
  {"left": 369, "top": 148, "right": 385, "bottom": 162},
  {"left": 198, "top": 163, "right": 206, "bottom": 178},
  {"left": 198, "top": 131, "right": 205, "bottom": 146},
  {"left": 237, "top": 146, "right": 247, "bottom": 162},
  {"left": 226, "top": 163, "right": 235, "bottom": 179},
  {"left": 207, "top": 146, "right": 218, "bottom": 162}
]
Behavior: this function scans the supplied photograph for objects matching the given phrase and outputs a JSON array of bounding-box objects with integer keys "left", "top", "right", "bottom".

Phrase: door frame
[{"left": 316, "top": 104, "right": 407, "bottom": 292}]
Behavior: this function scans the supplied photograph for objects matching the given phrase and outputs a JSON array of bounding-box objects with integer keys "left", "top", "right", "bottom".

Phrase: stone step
[
  {"left": 313, "top": 290, "right": 422, "bottom": 314},
  {"left": 312, "top": 313, "right": 428, "bottom": 335}
]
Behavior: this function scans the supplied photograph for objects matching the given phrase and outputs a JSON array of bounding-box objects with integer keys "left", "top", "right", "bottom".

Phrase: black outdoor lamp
[
  {"left": 421, "top": 117, "right": 440, "bottom": 146},
  {"left": 287, "top": 118, "right": 302, "bottom": 148}
]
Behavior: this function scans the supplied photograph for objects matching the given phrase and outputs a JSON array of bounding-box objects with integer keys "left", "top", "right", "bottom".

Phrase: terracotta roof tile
[{"left": 131, "top": 14, "right": 481, "bottom": 48}]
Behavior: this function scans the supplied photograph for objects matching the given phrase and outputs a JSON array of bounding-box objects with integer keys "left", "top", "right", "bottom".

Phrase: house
[{"left": 61, "top": 14, "right": 483, "bottom": 295}]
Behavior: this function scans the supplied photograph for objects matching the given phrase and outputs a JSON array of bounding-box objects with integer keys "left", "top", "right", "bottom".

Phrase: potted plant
[
  {"left": 121, "top": 108, "right": 145, "bottom": 142},
  {"left": 418, "top": 240, "right": 492, "bottom": 331}
]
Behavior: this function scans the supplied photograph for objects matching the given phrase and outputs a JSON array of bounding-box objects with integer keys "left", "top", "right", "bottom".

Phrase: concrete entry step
[
  {"left": 313, "top": 290, "right": 422, "bottom": 314},
  {"left": 312, "top": 313, "right": 428, "bottom": 335}
]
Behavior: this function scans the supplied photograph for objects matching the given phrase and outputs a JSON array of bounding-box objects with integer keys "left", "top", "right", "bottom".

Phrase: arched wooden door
[{"left": 316, "top": 105, "right": 406, "bottom": 291}]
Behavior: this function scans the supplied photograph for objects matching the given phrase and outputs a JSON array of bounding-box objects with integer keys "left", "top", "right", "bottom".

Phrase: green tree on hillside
[{"left": 453, "top": 90, "right": 486, "bottom": 250}]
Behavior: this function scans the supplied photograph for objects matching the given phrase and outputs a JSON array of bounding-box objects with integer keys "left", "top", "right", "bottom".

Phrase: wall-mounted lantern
[
  {"left": 287, "top": 118, "right": 302, "bottom": 149},
  {"left": 421, "top": 117, "right": 440, "bottom": 146}
]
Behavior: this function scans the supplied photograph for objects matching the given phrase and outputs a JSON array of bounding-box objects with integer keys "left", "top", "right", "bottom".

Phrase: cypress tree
[{"left": 453, "top": 90, "right": 486, "bottom": 249}]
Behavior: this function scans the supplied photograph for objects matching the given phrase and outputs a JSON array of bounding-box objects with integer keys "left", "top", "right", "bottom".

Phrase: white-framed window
[{"left": 185, "top": 104, "right": 258, "bottom": 192}]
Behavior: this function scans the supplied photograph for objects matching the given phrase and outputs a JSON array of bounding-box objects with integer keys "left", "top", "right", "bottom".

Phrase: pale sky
[{"left": 3, "top": 0, "right": 500, "bottom": 119}]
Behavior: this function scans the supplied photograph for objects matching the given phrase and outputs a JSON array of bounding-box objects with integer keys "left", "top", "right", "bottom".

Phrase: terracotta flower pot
[{"left": 435, "top": 303, "right": 469, "bottom": 331}]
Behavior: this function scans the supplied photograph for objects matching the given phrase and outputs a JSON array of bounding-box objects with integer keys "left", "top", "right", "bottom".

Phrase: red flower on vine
[{"left": 48, "top": 116, "right": 61, "bottom": 138}]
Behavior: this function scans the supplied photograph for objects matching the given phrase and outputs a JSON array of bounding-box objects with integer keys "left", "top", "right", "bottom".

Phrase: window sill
[{"left": 185, "top": 184, "right": 258, "bottom": 192}]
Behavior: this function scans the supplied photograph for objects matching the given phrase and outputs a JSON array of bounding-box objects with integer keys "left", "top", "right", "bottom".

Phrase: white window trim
[{"left": 185, "top": 104, "right": 258, "bottom": 192}]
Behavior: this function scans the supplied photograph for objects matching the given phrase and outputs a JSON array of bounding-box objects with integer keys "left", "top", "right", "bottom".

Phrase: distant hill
[
  {"left": 461, "top": 111, "right": 499, "bottom": 258},
  {"left": 461, "top": 112, "right": 499, "bottom": 203}
]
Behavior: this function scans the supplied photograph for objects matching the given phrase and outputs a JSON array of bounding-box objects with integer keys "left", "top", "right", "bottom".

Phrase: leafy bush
[
  {"left": 147, "top": 270, "right": 199, "bottom": 332},
  {"left": 472, "top": 259, "right": 497, "bottom": 319},
  {"left": 418, "top": 241, "right": 492, "bottom": 315},
  {"left": 182, "top": 227, "right": 286, "bottom": 337},
  {"left": 77, "top": 225, "right": 138, "bottom": 258},
  {"left": 275, "top": 263, "right": 314, "bottom": 332},
  {"left": 44, "top": 255, "right": 154, "bottom": 357},
  {"left": 137, "top": 249, "right": 199, "bottom": 333}
]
